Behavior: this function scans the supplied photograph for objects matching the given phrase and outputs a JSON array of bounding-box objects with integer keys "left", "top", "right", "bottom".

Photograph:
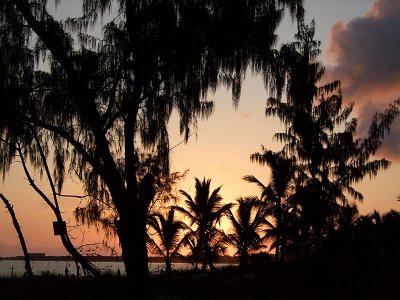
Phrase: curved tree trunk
[
  {"left": 53, "top": 210, "right": 102, "bottom": 277},
  {"left": 59, "top": 234, "right": 101, "bottom": 277},
  {"left": 16, "top": 142, "right": 102, "bottom": 277},
  {"left": 0, "top": 193, "right": 34, "bottom": 277}
]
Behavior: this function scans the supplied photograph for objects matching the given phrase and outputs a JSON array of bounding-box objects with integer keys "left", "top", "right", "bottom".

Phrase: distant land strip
[{"left": 0, "top": 255, "right": 239, "bottom": 264}]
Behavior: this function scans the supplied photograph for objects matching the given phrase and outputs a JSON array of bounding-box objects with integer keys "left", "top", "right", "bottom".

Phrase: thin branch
[
  {"left": 16, "top": 144, "right": 58, "bottom": 213},
  {"left": 169, "top": 130, "right": 199, "bottom": 151}
]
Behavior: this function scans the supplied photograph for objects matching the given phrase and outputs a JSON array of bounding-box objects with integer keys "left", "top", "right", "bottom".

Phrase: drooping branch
[
  {"left": 12, "top": 1, "right": 127, "bottom": 210},
  {"left": 16, "top": 142, "right": 102, "bottom": 277},
  {"left": 12, "top": 0, "right": 77, "bottom": 77},
  {"left": 29, "top": 125, "right": 61, "bottom": 211},
  {"left": 17, "top": 144, "right": 58, "bottom": 213}
]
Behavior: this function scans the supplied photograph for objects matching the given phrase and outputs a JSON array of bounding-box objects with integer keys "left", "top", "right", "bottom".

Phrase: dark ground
[{"left": 0, "top": 259, "right": 399, "bottom": 299}]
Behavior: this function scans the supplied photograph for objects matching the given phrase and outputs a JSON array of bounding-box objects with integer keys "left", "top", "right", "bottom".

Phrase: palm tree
[
  {"left": 226, "top": 196, "right": 268, "bottom": 269},
  {"left": 182, "top": 226, "right": 229, "bottom": 271},
  {"left": 244, "top": 150, "right": 297, "bottom": 262},
  {"left": 176, "top": 177, "right": 232, "bottom": 271},
  {"left": 323, "top": 203, "right": 359, "bottom": 259},
  {"left": 335, "top": 203, "right": 359, "bottom": 235},
  {"left": 203, "top": 227, "right": 230, "bottom": 271},
  {"left": 147, "top": 208, "right": 187, "bottom": 275},
  {"left": 182, "top": 228, "right": 200, "bottom": 270}
]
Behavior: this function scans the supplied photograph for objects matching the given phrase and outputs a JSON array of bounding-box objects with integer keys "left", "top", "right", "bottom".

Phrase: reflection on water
[{"left": 0, "top": 260, "right": 208, "bottom": 278}]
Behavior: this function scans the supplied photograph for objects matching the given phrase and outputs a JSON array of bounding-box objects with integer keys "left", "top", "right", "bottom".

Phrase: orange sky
[{"left": 1, "top": 0, "right": 399, "bottom": 257}]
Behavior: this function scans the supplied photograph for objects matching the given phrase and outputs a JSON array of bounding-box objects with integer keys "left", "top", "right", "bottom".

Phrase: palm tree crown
[
  {"left": 147, "top": 208, "right": 187, "bottom": 274},
  {"left": 244, "top": 150, "right": 297, "bottom": 262},
  {"left": 176, "top": 177, "right": 232, "bottom": 270},
  {"left": 226, "top": 196, "right": 268, "bottom": 268}
]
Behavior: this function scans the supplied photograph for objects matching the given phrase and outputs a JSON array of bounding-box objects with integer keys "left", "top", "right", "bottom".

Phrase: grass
[{"left": 0, "top": 259, "right": 399, "bottom": 299}]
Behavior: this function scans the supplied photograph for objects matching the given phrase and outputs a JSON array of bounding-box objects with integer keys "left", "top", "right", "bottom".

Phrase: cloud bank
[{"left": 324, "top": 0, "right": 400, "bottom": 161}]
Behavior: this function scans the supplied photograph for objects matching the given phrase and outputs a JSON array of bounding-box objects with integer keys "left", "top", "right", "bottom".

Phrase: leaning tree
[{"left": 0, "top": 0, "right": 304, "bottom": 295}]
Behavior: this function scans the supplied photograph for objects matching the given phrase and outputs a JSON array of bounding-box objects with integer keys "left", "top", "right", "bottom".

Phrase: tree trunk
[
  {"left": 59, "top": 232, "right": 101, "bottom": 277},
  {"left": 275, "top": 208, "right": 282, "bottom": 263},
  {"left": 275, "top": 234, "right": 280, "bottom": 263},
  {"left": 116, "top": 197, "right": 151, "bottom": 298},
  {"left": 165, "top": 255, "right": 172, "bottom": 275},
  {"left": 0, "top": 194, "right": 34, "bottom": 277},
  {"left": 280, "top": 238, "right": 286, "bottom": 263},
  {"left": 240, "top": 251, "right": 248, "bottom": 270},
  {"left": 17, "top": 139, "right": 102, "bottom": 278}
]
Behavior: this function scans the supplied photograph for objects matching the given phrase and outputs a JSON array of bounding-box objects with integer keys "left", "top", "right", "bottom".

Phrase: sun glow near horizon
[{"left": 1, "top": 0, "right": 399, "bottom": 258}]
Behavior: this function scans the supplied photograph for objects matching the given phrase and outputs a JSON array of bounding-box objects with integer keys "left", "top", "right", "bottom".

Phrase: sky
[{"left": 1, "top": 0, "right": 400, "bottom": 257}]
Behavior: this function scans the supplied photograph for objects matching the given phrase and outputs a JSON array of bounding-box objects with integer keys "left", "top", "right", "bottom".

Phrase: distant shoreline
[{"left": 0, "top": 255, "right": 239, "bottom": 264}]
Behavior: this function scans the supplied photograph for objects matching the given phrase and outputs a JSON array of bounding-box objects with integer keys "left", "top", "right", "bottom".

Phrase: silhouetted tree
[
  {"left": 0, "top": 0, "right": 304, "bottom": 293},
  {"left": 181, "top": 228, "right": 200, "bottom": 270},
  {"left": 348, "top": 212, "right": 382, "bottom": 261},
  {"left": 147, "top": 208, "right": 187, "bottom": 275},
  {"left": 376, "top": 210, "right": 400, "bottom": 261},
  {"left": 73, "top": 158, "right": 188, "bottom": 264},
  {"left": 263, "top": 21, "right": 399, "bottom": 257},
  {"left": 20, "top": 135, "right": 102, "bottom": 276},
  {"left": 0, "top": 193, "right": 33, "bottom": 277},
  {"left": 176, "top": 177, "right": 232, "bottom": 271},
  {"left": 335, "top": 203, "right": 360, "bottom": 235},
  {"left": 322, "top": 203, "right": 359, "bottom": 259},
  {"left": 226, "top": 196, "right": 268, "bottom": 269},
  {"left": 0, "top": 127, "right": 101, "bottom": 276},
  {"left": 203, "top": 227, "right": 230, "bottom": 271},
  {"left": 245, "top": 150, "right": 297, "bottom": 262}
]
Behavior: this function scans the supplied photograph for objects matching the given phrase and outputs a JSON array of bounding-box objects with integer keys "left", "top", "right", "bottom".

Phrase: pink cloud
[{"left": 324, "top": 0, "right": 400, "bottom": 161}]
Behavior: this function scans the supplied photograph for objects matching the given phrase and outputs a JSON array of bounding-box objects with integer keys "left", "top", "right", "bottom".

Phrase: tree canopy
[
  {"left": 0, "top": 0, "right": 304, "bottom": 296},
  {"left": 253, "top": 21, "right": 400, "bottom": 257}
]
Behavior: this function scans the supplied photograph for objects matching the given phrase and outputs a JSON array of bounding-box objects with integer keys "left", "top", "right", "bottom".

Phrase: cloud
[{"left": 324, "top": 0, "right": 400, "bottom": 161}]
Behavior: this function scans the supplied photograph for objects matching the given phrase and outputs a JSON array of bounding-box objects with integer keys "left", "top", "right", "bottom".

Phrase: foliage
[
  {"left": 226, "top": 196, "right": 269, "bottom": 268},
  {"left": 176, "top": 177, "right": 232, "bottom": 271},
  {"left": 0, "top": 1, "right": 305, "bottom": 292},
  {"left": 244, "top": 150, "right": 298, "bottom": 261},
  {"left": 147, "top": 208, "right": 188, "bottom": 274},
  {"left": 251, "top": 20, "right": 400, "bottom": 258}
]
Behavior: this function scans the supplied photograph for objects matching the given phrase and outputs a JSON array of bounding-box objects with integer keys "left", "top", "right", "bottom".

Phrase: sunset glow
[{"left": 1, "top": 0, "right": 399, "bottom": 259}]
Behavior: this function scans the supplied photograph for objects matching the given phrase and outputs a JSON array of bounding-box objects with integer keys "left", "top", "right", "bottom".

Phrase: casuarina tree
[
  {"left": 263, "top": 21, "right": 400, "bottom": 257},
  {"left": 0, "top": 0, "right": 304, "bottom": 295}
]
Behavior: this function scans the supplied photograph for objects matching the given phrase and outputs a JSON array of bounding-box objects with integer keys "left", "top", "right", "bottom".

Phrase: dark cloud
[{"left": 324, "top": 0, "right": 400, "bottom": 161}]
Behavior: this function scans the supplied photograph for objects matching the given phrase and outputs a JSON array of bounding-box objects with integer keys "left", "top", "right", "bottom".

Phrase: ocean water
[{"left": 0, "top": 260, "right": 196, "bottom": 278}]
